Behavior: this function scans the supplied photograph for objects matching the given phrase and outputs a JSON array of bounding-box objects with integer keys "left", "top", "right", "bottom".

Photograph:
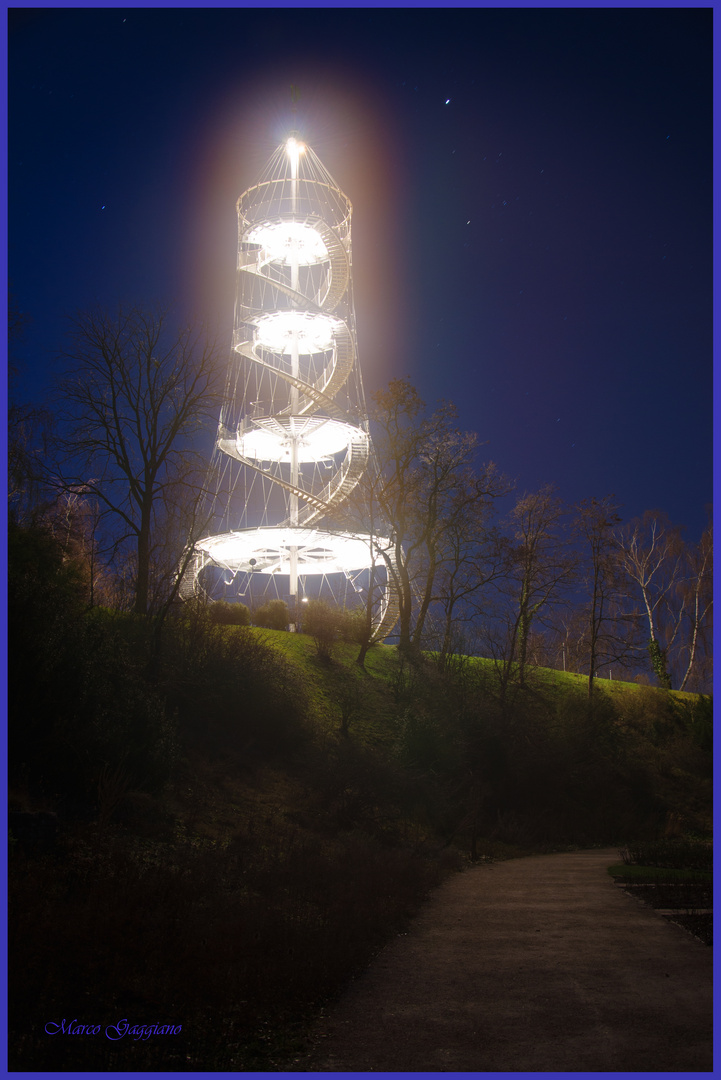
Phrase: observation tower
[{"left": 179, "top": 135, "right": 399, "bottom": 637}]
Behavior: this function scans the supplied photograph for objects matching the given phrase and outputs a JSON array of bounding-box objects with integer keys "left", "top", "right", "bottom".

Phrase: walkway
[{"left": 298, "top": 848, "right": 712, "bottom": 1072}]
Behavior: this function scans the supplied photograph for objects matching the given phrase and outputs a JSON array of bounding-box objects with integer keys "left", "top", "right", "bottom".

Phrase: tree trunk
[
  {"left": 517, "top": 607, "right": 530, "bottom": 684},
  {"left": 134, "top": 502, "right": 153, "bottom": 616},
  {"left": 648, "top": 638, "right": 672, "bottom": 690},
  {"left": 396, "top": 552, "right": 414, "bottom": 655},
  {"left": 440, "top": 605, "right": 454, "bottom": 663},
  {"left": 412, "top": 557, "right": 436, "bottom": 648},
  {"left": 679, "top": 593, "right": 701, "bottom": 691}
]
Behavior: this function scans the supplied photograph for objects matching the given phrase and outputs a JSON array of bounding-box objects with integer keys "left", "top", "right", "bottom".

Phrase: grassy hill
[{"left": 9, "top": 586, "right": 711, "bottom": 1072}]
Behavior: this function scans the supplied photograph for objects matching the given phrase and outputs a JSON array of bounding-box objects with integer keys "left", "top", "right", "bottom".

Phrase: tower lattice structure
[{"left": 179, "top": 135, "right": 399, "bottom": 637}]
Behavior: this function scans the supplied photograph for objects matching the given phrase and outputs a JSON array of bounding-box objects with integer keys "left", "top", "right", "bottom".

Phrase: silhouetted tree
[
  {"left": 494, "top": 485, "right": 575, "bottom": 698},
  {"left": 369, "top": 378, "right": 505, "bottom": 656},
  {"left": 574, "top": 496, "right": 640, "bottom": 701},
  {"left": 52, "top": 307, "right": 223, "bottom": 615},
  {"left": 335, "top": 465, "right": 393, "bottom": 668},
  {"left": 8, "top": 293, "right": 53, "bottom": 521},
  {"left": 435, "top": 493, "right": 509, "bottom": 663}
]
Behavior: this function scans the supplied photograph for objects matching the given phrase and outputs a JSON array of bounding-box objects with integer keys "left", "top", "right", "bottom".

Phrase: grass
[
  {"left": 239, "top": 630, "right": 404, "bottom": 745},
  {"left": 523, "top": 662, "right": 698, "bottom": 704},
  {"left": 389, "top": 646, "right": 699, "bottom": 703},
  {"left": 255, "top": 631, "right": 700, "bottom": 708}
]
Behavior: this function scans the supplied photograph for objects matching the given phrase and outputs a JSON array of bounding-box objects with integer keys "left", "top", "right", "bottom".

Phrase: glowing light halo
[
  {"left": 179, "top": 134, "right": 400, "bottom": 640},
  {"left": 196, "top": 527, "right": 392, "bottom": 578},
  {"left": 235, "top": 417, "right": 366, "bottom": 464},
  {"left": 246, "top": 220, "right": 328, "bottom": 266},
  {"left": 286, "top": 136, "right": 305, "bottom": 170},
  {"left": 253, "top": 311, "right": 339, "bottom": 355}
]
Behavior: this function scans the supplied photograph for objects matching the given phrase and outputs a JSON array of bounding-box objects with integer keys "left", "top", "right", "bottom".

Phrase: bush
[
  {"left": 301, "top": 601, "right": 369, "bottom": 659},
  {"left": 253, "top": 599, "right": 289, "bottom": 630},
  {"left": 208, "top": 599, "right": 251, "bottom": 626},
  {"left": 338, "top": 606, "right": 370, "bottom": 645},
  {"left": 302, "top": 599, "right": 342, "bottom": 660},
  {"left": 670, "top": 694, "right": 713, "bottom": 752}
]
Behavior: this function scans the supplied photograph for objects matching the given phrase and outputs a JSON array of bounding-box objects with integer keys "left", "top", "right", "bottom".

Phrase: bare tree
[
  {"left": 614, "top": 511, "right": 685, "bottom": 688},
  {"left": 497, "top": 485, "right": 576, "bottom": 694},
  {"left": 435, "top": 488, "right": 510, "bottom": 664},
  {"left": 42, "top": 486, "right": 113, "bottom": 608},
  {"left": 574, "top": 496, "right": 640, "bottom": 701},
  {"left": 409, "top": 424, "right": 481, "bottom": 649},
  {"left": 351, "top": 466, "right": 391, "bottom": 668},
  {"left": 675, "top": 519, "right": 713, "bottom": 691},
  {"left": 52, "top": 307, "right": 223, "bottom": 615},
  {"left": 8, "top": 292, "right": 53, "bottom": 521},
  {"left": 615, "top": 511, "right": 713, "bottom": 691},
  {"left": 368, "top": 378, "right": 434, "bottom": 654},
  {"left": 8, "top": 396, "right": 53, "bottom": 523},
  {"left": 545, "top": 606, "right": 594, "bottom": 676},
  {"left": 369, "top": 378, "right": 504, "bottom": 656}
]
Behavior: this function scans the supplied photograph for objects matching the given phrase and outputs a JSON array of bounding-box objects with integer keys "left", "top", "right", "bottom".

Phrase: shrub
[
  {"left": 302, "top": 599, "right": 342, "bottom": 660},
  {"left": 209, "top": 599, "right": 251, "bottom": 626},
  {"left": 253, "top": 599, "right": 289, "bottom": 630},
  {"left": 669, "top": 694, "right": 713, "bottom": 753},
  {"left": 338, "top": 606, "right": 370, "bottom": 645},
  {"left": 301, "top": 601, "right": 369, "bottom": 659}
]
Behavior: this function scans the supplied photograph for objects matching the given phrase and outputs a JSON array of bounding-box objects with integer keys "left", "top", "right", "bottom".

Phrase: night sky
[{"left": 8, "top": 7, "right": 713, "bottom": 541}]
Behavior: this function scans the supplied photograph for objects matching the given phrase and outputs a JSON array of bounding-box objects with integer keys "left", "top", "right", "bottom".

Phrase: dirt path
[{"left": 296, "top": 848, "right": 712, "bottom": 1072}]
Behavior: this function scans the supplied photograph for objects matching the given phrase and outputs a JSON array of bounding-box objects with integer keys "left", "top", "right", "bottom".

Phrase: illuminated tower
[{"left": 179, "top": 135, "right": 398, "bottom": 637}]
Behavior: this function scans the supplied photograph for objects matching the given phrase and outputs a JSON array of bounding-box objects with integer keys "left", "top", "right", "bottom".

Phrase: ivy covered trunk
[{"left": 648, "top": 637, "right": 672, "bottom": 690}]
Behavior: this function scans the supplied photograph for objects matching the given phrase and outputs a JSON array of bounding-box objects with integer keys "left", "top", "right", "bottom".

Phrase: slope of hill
[{"left": 9, "top": 567, "right": 711, "bottom": 1071}]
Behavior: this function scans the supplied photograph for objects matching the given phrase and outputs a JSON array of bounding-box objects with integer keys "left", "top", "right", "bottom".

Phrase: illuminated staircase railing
[{"left": 179, "top": 136, "right": 398, "bottom": 640}]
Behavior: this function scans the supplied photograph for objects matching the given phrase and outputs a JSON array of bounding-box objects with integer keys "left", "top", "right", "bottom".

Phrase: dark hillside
[{"left": 8, "top": 521, "right": 711, "bottom": 1070}]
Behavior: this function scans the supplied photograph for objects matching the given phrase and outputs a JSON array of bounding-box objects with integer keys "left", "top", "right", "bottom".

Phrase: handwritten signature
[{"left": 45, "top": 1019, "right": 182, "bottom": 1040}]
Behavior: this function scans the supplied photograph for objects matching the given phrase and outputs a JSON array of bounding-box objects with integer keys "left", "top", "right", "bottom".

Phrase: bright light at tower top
[{"left": 286, "top": 136, "right": 306, "bottom": 174}]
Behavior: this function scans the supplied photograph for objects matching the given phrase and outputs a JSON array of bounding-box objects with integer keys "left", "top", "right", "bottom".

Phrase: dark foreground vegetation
[
  {"left": 9, "top": 520, "right": 712, "bottom": 1071},
  {"left": 608, "top": 838, "right": 713, "bottom": 946}
]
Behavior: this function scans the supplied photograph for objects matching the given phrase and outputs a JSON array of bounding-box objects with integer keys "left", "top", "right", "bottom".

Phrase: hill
[{"left": 8, "top": 540, "right": 711, "bottom": 1071}]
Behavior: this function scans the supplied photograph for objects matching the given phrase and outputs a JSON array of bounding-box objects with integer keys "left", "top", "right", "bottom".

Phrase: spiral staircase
[{"left": 179, "top": 136, "right": 398, "bottom": 640}]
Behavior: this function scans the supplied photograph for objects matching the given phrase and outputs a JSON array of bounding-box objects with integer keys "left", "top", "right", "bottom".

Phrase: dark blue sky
[{"left": 8, "top": 7, "right": 713, "bottom": 540}]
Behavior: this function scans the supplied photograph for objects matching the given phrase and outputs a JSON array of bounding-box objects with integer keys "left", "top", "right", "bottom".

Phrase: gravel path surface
[{"left": 296, "top": 848, "right": 712, "bottom": 1072}]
